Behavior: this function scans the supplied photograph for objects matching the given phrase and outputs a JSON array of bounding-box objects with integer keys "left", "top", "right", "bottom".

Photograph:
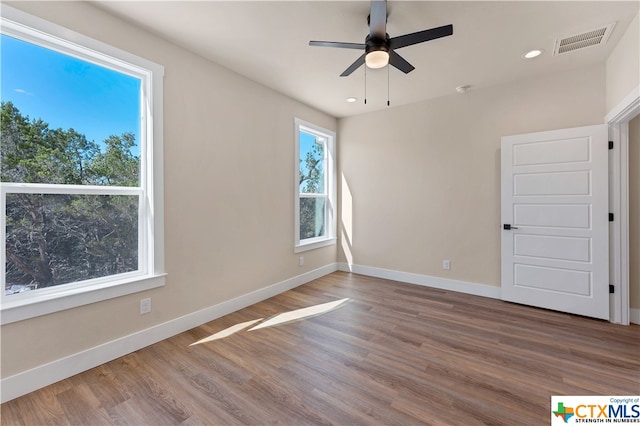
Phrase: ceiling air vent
[{"left": 553, "top": 23, "right": 615, "bottom": 55}]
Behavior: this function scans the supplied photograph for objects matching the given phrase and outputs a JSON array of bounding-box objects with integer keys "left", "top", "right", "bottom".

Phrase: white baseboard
[
  {"left": 0, "top": 263, "right": 338, "bottom": 403},
  {"left": 339, "top": 263, "right": 640, "bottom": 325},
  {"left": 338, "top": 262, "right": 501, "bottom": 299}
]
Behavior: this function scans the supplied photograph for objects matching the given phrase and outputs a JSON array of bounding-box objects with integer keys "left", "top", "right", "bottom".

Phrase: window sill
[
  {"left": 294, "top": 237, "right": 337, "bottom": 253},
  {"left": 1, "top": 273, "right": 166, "bottom": 325}
]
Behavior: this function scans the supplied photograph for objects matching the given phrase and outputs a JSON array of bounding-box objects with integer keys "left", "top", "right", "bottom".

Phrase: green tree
[
  {"left": 90, "top": 133, "right": 139, "bottom": 186},
  {"left": 2, "top": 102, "right": 139, "bottom": 292},
  {"left": 299, "top": 140, "right": 325, "bottom": 239}
]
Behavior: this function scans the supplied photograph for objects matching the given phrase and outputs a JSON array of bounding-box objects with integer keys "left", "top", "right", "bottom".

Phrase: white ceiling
[{"left": 93, "top": 1, "right": 639, "bottom": 118}]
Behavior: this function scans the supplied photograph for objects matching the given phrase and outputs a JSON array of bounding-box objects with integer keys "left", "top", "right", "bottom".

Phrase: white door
[{"left": 501, "top": 124, "right": 609, "bottom": 320}]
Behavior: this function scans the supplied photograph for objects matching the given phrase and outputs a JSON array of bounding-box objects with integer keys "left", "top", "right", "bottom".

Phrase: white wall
[
  {"left": 338, "top": 65, "right": 606, "bottom": 289},
  {"left": 606, "top": 11, "right": 640, "bottom": 112},
  {"left": 1, "top": 1, "right": 336, "bottom": 380}
]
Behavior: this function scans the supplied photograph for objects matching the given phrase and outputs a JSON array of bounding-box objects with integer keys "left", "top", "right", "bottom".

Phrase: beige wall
[
  {"left": 630, "top": 115, "right": 640, "bottom": 310},
  {"left": 338, "top": 65, "right": 606, "bottom": 287},
  {"left": 1, "top": 2, "right": 336, "bottom": 378},
  {"left": 606, "top": 11, "right": 640, "bottom": 112}
]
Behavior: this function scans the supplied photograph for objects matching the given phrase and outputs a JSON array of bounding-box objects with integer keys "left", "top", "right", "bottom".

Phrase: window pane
[
  {"left": 0, "top": 34, "right": 141, "bottom": 186},
  {"left": 300, "top": 197, "right": 326, "bottom": 240},
  {"left": 5, "top": 193, "right": 138, "bottom": 295},
  {"left": 299, "top": 130, "right": 325, "bottom": 194}
]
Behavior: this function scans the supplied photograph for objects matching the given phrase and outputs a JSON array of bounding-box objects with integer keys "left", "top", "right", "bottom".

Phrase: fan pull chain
[
  {"left": 387, "top": 64, "right": 390, "bottom": 107},
  {"left": 364, "top": 65, "right": 367, "bottom": 105}
]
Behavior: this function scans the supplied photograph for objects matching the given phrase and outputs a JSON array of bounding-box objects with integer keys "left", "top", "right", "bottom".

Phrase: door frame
[{"left": 606, "top": 85, "right": 640, "bottom": 325}]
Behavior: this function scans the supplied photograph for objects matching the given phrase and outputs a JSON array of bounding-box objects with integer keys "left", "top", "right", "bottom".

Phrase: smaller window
[{"left": 295, "top": 118, "right": 336, "bottom": 252}]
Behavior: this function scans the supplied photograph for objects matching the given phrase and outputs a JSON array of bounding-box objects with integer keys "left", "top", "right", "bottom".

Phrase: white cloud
[{"left": 14, "top": 88, "right": 34, "bottom": 96}]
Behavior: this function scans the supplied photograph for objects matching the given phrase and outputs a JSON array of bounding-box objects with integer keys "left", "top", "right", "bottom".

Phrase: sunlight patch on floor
[
  {"left": 189, "top": 319, "right": 263, "bottom": 346},
  {"left": 189, "top": 298, "right": 350, "bottom": 346},
  {"left": 248, "top": 298, "right": 350, "bottom": 331}
]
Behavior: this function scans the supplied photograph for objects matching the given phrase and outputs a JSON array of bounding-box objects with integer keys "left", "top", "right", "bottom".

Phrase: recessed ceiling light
[
  {"left": 346, "top": 97, "right": 358, "bottom": 103},
  {"left": 523, "top": 49, "right": 543, "bottom": 59}
]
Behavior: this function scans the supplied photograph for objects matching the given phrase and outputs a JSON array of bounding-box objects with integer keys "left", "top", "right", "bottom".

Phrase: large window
[
  {"left": 0, "top": 6, "right": 165, "bottom": 324},
  {"left": 295, "top": 118, "right": 336, "bottom": 252}
]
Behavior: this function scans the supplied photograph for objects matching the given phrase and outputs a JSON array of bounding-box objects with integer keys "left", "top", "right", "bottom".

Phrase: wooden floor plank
[{"left": 2, "top": 271, "right": 639, "bottom": 425}]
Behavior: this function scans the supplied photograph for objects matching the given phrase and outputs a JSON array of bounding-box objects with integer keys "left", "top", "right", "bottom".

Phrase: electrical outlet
[
  {"left": 442, "top": 260, "right": 451, "bottom": 270},
  {"left": 140, "top": 298, "right": 152, "bottom": 315},
  {"left": 299, "top": 256, "right": 304, "bottom": 267}
]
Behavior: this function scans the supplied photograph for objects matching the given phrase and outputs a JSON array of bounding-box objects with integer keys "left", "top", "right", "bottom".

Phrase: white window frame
[
  {"left": 0, "top": 5, "right": 165, "bottom": 325},
  {"left": 294, "top": 118, "right": 336, "bottom": 253}
]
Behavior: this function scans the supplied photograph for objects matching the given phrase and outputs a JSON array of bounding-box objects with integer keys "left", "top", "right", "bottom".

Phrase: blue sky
[
  {"left": 300, "top": 131, "right": 317, "bottom": 162},
  {"left": 1, "top": 34, "right": 140, "bottom": 153},
  {"left": 299, "top": 130, "right": 325, "bottom": 193}
]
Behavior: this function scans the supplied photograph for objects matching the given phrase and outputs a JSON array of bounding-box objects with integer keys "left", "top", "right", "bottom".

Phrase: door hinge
[
  {"left": 609, "top": 141, "right": 614, "bottom": 149},
  {"left": 609, "top": 213, "right": 614, "bottom": 222},
  {"left": 609, "top": 284, "right": 614, "bottom": 294}
]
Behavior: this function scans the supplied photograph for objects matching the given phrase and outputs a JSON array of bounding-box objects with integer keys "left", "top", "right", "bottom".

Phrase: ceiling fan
[{"left": 309, "top": 0, "right": 453, "bottom": 77}]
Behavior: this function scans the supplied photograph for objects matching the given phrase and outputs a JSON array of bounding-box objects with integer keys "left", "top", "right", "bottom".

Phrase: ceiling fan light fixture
[
  {"left": 365, "top": 50, "right": 389, "bottom": 69},
  {"left": 309, "top": 1, "right": 453, "bottom": 77}
]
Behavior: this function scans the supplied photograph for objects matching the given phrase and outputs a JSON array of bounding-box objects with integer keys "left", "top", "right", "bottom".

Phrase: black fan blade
[
  {"left": 389, "top": 24, "right": 453, "bottom": 50},
  {"left": 340, "top": 54, "right": 366, "bottom": 77},
  {"left": 369, "top": 0, "right": 387, "bottom": 37},
  {"left": 309, "top": 41, "right": 365, "bottom": 50},
  {"left": 389, "top": 50, "right": 415, "bottom": 74}
]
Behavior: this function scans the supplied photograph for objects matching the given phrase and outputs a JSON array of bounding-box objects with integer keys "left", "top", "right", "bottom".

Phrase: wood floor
[{"left": 2, "top": 271, "right": 639, "bottom": 425}]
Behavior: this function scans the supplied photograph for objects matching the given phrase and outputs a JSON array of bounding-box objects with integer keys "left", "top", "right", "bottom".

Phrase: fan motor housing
[{"left": 365, "top": 34, "right": 390, "bottom": 54}]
